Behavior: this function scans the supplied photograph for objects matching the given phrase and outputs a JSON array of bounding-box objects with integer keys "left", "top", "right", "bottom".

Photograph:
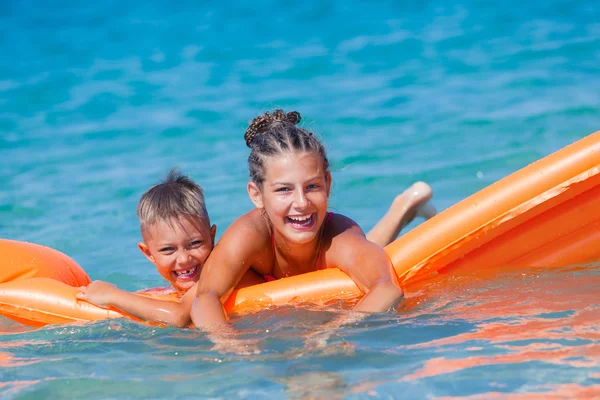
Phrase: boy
[
  {"left": 77, "top": 169, "right": 262, "bottom": 327},
  {"left": 77, "top": 169, "right": 435, "bottom": 327}
]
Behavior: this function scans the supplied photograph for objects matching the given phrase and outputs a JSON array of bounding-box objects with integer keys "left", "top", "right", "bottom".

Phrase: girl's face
[{"left": 248, "top": 151, "right": 331, "bottom": 245}]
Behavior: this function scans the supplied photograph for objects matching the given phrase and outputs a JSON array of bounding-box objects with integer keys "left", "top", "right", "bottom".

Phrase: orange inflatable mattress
[{"left": 1, "top": 130, "right": 599, "bottom": 327}]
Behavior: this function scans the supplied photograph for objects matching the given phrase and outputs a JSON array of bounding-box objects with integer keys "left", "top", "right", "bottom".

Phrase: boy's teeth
[{"left": 176, "top": 267, "right": 197, "bottom": 277}]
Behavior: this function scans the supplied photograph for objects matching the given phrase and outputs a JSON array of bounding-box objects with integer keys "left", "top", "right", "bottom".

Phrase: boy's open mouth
[
  {"left": 285, "top": 213, "right": 316, "bottom": 230},
  {"left": 174, "top": 266, "right": 199, "bottom": 280}
]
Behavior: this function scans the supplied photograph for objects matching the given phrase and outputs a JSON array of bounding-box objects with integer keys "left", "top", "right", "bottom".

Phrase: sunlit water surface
[{"left": 1, "top": 0, "right": 599, "bottom": 398}]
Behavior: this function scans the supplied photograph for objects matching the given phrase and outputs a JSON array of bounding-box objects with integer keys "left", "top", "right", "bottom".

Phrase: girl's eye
[
  {"left": 307, "top": 183, "right": 319, "bottom": 190},
  {"left": 159, "top": 247, "right": 174, "bottom": 253},
  {"left": 189, "top": 240, "right": 203, "bottom": 248}
]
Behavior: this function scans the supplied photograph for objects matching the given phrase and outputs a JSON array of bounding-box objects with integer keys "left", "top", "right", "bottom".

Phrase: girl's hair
[
  {"left": 244, "top": 109, "right": 329, "bottom": 189},
  {"left": 137, "top": 168, "right": 210, "bottom": 232}
]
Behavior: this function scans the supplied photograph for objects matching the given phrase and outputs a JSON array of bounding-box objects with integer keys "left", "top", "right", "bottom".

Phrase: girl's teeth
[
  {"left": 287, "top": 214, "right": 314, "bottom": 226},
  {"left": 289, "top": 215, "right": 310, "bottom": 222}
]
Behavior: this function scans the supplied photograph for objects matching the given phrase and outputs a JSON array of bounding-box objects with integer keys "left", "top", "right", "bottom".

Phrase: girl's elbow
[
  {"left": 191, "top": 291, "right": 228, "bottom": 328},
  {"left": 379, "top": 281, "right": 404, "bottom": 311},
  {"left": 392, "top": 283, "right": 404, "bottom": 300},
  {"left": 378, "top": 279, "right": 404, "bottom": 300}
]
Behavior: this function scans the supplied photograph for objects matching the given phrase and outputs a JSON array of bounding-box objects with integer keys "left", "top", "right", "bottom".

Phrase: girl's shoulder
[
  {"left": 322, "top": 212, "right": 368, "bottom": 257},
  {"left": 324, "top": 212, "right": 364, "bottom": 239},
  {"left": 205, "top": 209, "right": 273, "bottom": 276},
  {"left": 220, "top": 209, "right": 272, "bottom": 249},
  {"left": 322, "top": 212, "right": 386, "bottom": 272}
]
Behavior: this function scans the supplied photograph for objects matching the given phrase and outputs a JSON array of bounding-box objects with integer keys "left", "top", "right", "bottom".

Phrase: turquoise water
[{"left": 1, "top": 0, "right": 600, "bottom": 398}]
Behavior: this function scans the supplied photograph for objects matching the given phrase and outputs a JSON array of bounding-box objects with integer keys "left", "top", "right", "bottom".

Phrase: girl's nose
[{"left": 294, "top": 190, "right": 309, "bottom": 208}]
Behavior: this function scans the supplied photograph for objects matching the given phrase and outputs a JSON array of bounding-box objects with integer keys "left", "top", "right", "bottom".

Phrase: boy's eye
[
  {"left": 189, "top": 240, "right": 203, "bottom": 248},
  {"left": 159, "top": 247, "right": 175, "bottom": 253},
  {"left": 276, "top": 187, "right": 290, "bottom": 193},
  {"left": 307, "top": 183, "right": 320, "bottom": 190}
]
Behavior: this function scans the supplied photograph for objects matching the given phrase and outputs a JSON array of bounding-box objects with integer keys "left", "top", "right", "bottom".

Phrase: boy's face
[{"left": 138, "top": 216, "right": 216, "bottom": 292}]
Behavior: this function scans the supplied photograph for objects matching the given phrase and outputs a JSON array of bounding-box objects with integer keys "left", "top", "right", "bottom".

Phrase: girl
[
  {"left": 77, "top": 111, "right": 434, "bottom": 329},
  {"left": 191, "top": 110, "right": 425, "bottom": 328}
]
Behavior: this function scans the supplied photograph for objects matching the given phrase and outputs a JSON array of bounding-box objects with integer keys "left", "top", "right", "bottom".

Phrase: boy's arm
[{"left": 76, "top": 281, "right": 197, "bottom": 327}]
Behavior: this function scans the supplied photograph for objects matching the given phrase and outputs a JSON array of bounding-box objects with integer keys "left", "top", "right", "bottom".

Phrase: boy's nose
[{"left": 177, "top": 252, "right": 192, "bottom": 265}]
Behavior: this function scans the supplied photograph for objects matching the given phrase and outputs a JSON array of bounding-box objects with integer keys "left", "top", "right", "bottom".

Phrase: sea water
[{"left": 1, "top": 0, "right": 599, "bottom": 398}]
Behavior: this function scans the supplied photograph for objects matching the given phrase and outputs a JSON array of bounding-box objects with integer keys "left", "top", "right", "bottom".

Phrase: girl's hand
[
  {"left": 303, "top": 312, "right": 364, "bottom": 351},
  {"left": 210, "top": 336, "right": 261, "bottom": 356},
  {"left": 206, "top": 325, "right": 261, "bottom": 355},
  {"left": 76, "top": 280, "right": 118, "bottom": 308}
]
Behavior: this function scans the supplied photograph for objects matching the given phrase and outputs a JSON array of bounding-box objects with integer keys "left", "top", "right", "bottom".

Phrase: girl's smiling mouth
[{"left": 285, "top": 213, "right": 316, "bottom": 230}]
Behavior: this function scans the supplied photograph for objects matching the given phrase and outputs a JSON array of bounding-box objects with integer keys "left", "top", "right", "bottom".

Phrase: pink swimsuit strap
[{"left": 264, "top": 212, "right": 333, "bottom": 282}]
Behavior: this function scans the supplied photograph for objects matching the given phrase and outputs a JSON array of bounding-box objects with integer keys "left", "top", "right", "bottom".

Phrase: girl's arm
[
  {"left": 328, "top": 216, "right": 404, "bottom": 313},
  {"left": 191, "top": 212, "right": 268, "bottom": 328},
  {"left": 303, "top": 219, "right": 402, "bottom": 350},
  {"left": 76, "top": 281, "right": 197, "bottom": 327}
]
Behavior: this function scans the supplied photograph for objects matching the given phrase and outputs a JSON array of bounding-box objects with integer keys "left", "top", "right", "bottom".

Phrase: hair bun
[
  {"left": 285, "top": 111, "right": 301, "bottom": 125},
  {"left": 244, "top": 109, "right": 302, "bottom": 147}
]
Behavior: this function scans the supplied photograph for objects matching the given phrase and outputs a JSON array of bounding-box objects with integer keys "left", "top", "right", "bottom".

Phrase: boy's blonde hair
[{"left": 137, "top": 168, "right": 209, "bottom": 232}]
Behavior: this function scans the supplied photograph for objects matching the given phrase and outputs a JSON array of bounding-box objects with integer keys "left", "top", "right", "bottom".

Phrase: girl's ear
[
  {"left": 247, "top": 182, "right": 264, "bottom": 208},
  {"left": 325, "top": 171, "right": 332, "bottom": 197},
  {"left": 138, "top": 242, "right": 155, "bottom": 263}
]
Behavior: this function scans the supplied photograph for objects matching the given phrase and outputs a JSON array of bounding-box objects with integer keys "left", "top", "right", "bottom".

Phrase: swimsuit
[{"left": 263, "top": 212, "right": 333, "bottom": 282}]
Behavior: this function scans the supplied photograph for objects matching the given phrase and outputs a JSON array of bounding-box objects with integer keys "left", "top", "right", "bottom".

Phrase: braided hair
[{"left": 244, "top": 110, "right": 329, "bottom": 189}]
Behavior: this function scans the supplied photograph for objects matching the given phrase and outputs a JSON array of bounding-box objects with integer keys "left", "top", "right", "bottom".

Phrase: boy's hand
[{"left": 76, "top": 280, "right": 118, "bottom": 308}]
